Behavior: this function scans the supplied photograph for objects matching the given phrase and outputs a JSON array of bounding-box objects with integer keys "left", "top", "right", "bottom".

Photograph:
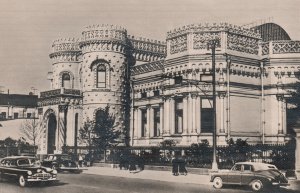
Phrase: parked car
[
  {"left": 41, "top": 154, "right": 82, "bottom": 173},
  {"left": 0, "top": 156, "right": 58, "bottom": 187},
  {"left": 210, "top": 162, "right": 289, "bottom": 191}
]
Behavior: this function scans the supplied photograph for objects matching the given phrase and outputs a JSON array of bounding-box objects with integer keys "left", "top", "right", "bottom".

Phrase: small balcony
[{"left": 40, "top": 88, "right": 82, "bottom": 98}]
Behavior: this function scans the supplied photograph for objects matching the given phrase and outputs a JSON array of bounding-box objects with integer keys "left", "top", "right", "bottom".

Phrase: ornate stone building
[{"left": 37, "top": 22, "right": 300, "bottom": 154}]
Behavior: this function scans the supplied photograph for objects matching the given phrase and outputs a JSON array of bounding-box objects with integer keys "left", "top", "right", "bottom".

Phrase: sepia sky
[{"left": 0, "top": 0, "right": 299, "bottom": 94}]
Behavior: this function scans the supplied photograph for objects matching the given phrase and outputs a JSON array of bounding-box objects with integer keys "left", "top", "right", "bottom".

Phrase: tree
[
  {"left": 19, "top": 118, "right": 41, "bottom": 147},
  {"left": 78, "top": 118, "right": 94, "bottom": 156},
  {"left": 79, "top": 106, "right": 122, "bottom": 162},
  {"left": 93, "top": 106, "right": 122, "bottom": 161}
]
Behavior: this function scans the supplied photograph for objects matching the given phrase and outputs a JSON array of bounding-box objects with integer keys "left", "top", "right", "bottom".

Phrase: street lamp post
[{"left": 208, "top": 39, "right": 220, "bottom": 171}]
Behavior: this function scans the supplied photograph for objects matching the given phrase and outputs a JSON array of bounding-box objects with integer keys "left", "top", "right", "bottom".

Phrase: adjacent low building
[{"left": 36, "top": 22, "right": 300, "bottom": 155}]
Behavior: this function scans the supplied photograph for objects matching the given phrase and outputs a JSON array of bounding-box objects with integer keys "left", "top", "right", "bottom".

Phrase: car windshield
[{"left": 29, "top": 158, "right": 41, "bottom": 167}]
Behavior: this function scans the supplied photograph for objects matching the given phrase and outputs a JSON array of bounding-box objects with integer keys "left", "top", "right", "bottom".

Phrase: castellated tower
[
  {"left": 79, "top": 24, "right": 131, "bottom": 143},
  {"left": 49, "top": 38, "right": 81, "bottom": 90},
  {"left": 38, "top": 38, "right": 82, "bottom": 154}
]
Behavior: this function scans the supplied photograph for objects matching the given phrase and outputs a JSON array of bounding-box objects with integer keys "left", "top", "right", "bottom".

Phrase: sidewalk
[
  {"left": 82, "top": 166, "right": 210, "bottom": 185},
  {"left": 82, "top": 166, "right": 300, "bottom": 190}
]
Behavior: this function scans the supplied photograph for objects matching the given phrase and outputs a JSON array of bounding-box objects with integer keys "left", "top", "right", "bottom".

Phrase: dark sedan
[
  {"left": 42, "top": 154, "right": 82, "bottom": 173},
  {"left": 210, "top": 162, "right": 289, "bottom": 191},
  {"left": 0, "top": 156, "right": 58, "bottom": 187}
]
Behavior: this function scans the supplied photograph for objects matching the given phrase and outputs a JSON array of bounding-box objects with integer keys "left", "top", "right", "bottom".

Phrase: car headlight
[
  {"left": 27, "top": 171, "right": 32, "bottom": 175},
  {"left": 52, "top": 170, "right": 57, "bottom": 174},
  {"left": 267, "top": 177, "right": 273, "bottom": 182},
  {"left": 37, "top": 169, "right": 41, "bottom": 173}
]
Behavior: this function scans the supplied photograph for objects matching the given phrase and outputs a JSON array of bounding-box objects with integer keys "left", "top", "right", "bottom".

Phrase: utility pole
[{"left": 208, "top": 39, "right": 220, "bottom": 171}]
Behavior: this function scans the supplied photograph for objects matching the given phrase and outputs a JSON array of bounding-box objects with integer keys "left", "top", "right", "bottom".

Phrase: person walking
[
  {"left": 172, "top": 155, "right": 179, "bottom": 176},
  {"left": 78, "top": 154, "right": 83, "bottom": 167},
  {"left": 179, "top": 156, "right": 188, "bottom": 175}
]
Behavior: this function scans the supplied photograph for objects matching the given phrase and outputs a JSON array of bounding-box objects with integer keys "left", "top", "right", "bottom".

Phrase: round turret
[
  {"left": 79, "top": 24, "right": 131, "bottom": 139},
  {"left": 49, "top": 38, "right": 81, "bottom": 90}
]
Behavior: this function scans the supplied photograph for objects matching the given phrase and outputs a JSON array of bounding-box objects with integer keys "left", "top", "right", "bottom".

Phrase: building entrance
[{"left": 47, "top": 113, "right": 57, "bottom": 154}]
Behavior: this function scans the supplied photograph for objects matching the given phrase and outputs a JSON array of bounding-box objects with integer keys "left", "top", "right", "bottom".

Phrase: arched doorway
[{"left": 47, "top": 113, "right": 57, "bottom": 154}]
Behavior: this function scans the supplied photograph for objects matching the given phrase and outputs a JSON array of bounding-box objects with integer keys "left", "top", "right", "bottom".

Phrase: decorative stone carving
[
  {"left": 227, "top": 33, "right": 259, "bottom": 55},
  {"left": 50, "top": 38, "right": 81, "bottom": 63},
  {"left": 170, "top": 35, "right": 187, "bottom": 54},
  {"left": 272, "top": 41, "right": 300, "bottom": 54},
  {"left": 260, "top": 42, "right": 269, "bottom": 55},
  {"left": 193, "top": 32, "right": 221, "bottom": 50},
  {"left": 167, "top": 23, "right": 260, "bottom": 40}
]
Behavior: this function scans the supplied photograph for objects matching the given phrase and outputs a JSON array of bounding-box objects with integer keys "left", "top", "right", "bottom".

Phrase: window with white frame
[{"left": 97, "top": 64, "right": 106, "bottom": 88}]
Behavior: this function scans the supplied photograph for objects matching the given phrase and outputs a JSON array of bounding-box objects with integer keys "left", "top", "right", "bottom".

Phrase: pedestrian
[
  {"left": 179, "top": 156, "right": 187, "bottom": 175},
  {"left": 129, "top": 155, "right": 137, "bottom": 173},
  {"left": 78, "top": 154, "right": 83, "bottom": 167},
  {"left": 172, "top": 155, "right": 179, "bottom": 176}
]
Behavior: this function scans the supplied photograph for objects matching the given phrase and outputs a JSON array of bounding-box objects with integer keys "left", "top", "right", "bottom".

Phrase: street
[{"left": 0, "top": 173, "right": 298, "bottom": 193}]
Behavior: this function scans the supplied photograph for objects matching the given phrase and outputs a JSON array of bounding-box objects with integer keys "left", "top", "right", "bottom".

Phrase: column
[
  {"left": 58, "top": 105, "right": 68, "bottom": 152},
  {"left": 195, "top": 96, "right": 201, "bottom": 134},
  {"left": 149, "top": 106, "right": 154, "bottom": 137},
  {"left": 159, "top": 104, "right": 164, "bottom": 136},
  {"left": 283, "top": 99, "right": 287, "bottom": 134},
  {"left": 183, "top": 96, "right": 188, "bottom": 134},
  {"left": 137, "top": 108, "right": 142, "bottom": 138},
  {"left": 146, "top": 105, "right": 151, "bottom": 138},
  {"left": 169, "top": 97, "right": 175, "bottom": 134},
  {"left": 192, "top": 95, "right": 196, "bottom": 133},
  {"left": 219, "top": 94, "right": 225, "bottom": 133},
  {"left": 133, "top": 108, "right": 138, "bottom": 138},
  {"left": 163, "top": 98, "right": 170, "bottom": 135},
  {"left": 294, "top": 128, "right": 300, "bottom": 179},
  {"left": 277, "top": 96, "right": 284, "bottom": 134},
  {"left": 187, "top": 94, "right": 193, "bottom": 134}
]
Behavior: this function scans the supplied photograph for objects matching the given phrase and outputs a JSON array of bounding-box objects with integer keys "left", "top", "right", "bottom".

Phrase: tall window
[
  {"left": 62, "top": 73, "right": 71, "bottom": 88},
  {"left": 175, "top": 98, "right": 183, "bottom": 134},
  {"left": 97, "top": 64, "right": 106, "bottom": 88},
  {"left": 153, "top": 108, "right": 160, "bottom": 137},
  {"left": 201, "top": 98, "right": 214, "bottom": 133},
  {"left": 141, "top": 109, "right": 147, "bottom": 137}
]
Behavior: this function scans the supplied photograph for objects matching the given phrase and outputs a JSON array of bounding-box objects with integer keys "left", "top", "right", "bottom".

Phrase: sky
[{"left": 0, "top": 0, "right": 299, "bottom": 94}]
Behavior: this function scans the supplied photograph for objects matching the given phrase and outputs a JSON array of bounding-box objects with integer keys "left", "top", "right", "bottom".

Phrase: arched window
[
  {"left": 62, "top": 73, "right": 71, "bottom": 88},
  {"left": 97, "top": 64, "right": 106, "bottom": 88}
]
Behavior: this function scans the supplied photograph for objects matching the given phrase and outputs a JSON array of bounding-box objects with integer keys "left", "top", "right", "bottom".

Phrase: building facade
[{"left": 37, "top": 23, "right": 300, "bottom": 155}]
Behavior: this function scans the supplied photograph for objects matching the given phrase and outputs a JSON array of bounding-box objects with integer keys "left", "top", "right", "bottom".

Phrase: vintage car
[
  {"left": 41, "top": 154, "right": 82, "bottom": 173},
  {"left": 0, "top": 156, "right": 58, "bottom": 187},
  {"left": 210, "top": 162, "right": 289, "bottom": 191}
]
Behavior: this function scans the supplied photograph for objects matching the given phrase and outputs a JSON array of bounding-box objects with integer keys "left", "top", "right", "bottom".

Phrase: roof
[
  {"left": 0, "top": 93, "right": 38, "bottom": 107},
  {"left": 252, "top": 23, "right": 291, "bottom": 42}
]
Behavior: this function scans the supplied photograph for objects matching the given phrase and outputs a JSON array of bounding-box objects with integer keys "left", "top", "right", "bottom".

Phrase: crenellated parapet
[
  {"left": 79, "top": 24, "right": 128, "bottom": 54},
  {"left": 49, "top": 38, "right": 81, "bottom": 63},
  {"left": 166, "top": 23, "right": 261, "bottom": 57},
  {"left": 128, "top": 36, "right": 166, "bottom": 62}
]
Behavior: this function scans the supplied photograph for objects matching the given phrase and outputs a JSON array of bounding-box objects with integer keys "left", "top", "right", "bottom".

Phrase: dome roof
[{"left": 252, "top": 23, "right": 291, "bottom": 42}]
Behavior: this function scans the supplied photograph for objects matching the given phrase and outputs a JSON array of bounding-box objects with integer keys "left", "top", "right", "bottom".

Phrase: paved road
[{"left": 0, "top": 173, "right": 297, "bottom": 193}]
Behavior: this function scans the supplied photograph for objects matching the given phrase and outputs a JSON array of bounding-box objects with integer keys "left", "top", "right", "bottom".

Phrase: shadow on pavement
[{"left": 221, "top": 184, "right": 299, "bottom": 193}]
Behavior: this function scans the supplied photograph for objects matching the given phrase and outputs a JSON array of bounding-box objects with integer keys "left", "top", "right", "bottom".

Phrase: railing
[{"left": 40, "top": 88, "right": 81, "bottom": 98}]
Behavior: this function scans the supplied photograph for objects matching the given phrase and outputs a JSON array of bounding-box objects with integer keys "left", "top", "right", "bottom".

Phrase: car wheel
[
  {"left": 251, "top": 179, "right": 263, "bottom": 192},
  {"left": 213, "top": 177, "right": 223, "bottom": 189},
  {"left": 18, "top": 175, "right": 27, "bottom": 187}
]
